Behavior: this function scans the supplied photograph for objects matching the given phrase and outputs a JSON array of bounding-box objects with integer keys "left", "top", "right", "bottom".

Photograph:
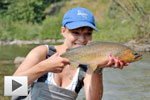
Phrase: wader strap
[
  {"left": 46, "top": 45, "right": 56, "bottom": 59},
  {"left": 75, "top": 64, "right": 87, "bottom": 93},
  {"left": 37, "top": 45, "right": 56, "bottom": 82},
  {"left": 37, "top": 73, "right": 48, "bottom": 82}
]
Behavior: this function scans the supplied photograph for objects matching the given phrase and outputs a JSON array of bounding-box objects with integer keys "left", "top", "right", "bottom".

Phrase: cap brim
[{"left": 66, "top": 21, "right": 98, "bottom": 31}]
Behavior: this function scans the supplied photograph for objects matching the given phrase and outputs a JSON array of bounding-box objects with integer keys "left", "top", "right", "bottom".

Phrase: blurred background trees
[{"left": 0, "top": 0, "right": 149, "bottom": 43}]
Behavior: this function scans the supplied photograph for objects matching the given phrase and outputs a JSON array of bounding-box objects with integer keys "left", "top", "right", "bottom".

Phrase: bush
[
  {"left": 1, "top": 0, "right": 50, "bottom": 23},
  {"left": 38, "top": 14, "right": 63, "bottom": 40},
  {"left": 0, "top": 19, "right": 41, "bottom": 41}
]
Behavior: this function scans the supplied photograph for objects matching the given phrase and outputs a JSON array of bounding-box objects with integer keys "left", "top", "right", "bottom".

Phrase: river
[{"left": 0, "top": 44, "right": 150, "bottom": 100}]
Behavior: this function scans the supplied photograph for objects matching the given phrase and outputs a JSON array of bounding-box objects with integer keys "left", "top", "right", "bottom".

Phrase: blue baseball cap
[{"left": 62, "top": 7, "right": 98, "bottom": 31}]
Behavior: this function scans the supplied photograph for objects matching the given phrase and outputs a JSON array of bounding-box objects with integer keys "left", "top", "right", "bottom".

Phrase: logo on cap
[{"left": 77, "top": 10, "right": 88, "bottom": 18}]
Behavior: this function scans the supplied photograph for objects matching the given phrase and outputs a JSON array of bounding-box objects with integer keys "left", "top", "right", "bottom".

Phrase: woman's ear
[{"left": 61, "top": 27, "right": 67, "bottom": 37}]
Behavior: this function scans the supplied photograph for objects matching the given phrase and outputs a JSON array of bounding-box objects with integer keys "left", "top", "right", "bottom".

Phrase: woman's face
[{"left": 62, "top": 27, "right": 93, "bottom": 48}]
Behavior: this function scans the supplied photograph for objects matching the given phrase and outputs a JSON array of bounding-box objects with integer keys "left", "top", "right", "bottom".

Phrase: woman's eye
[
  {"left": 72, "top": 32, "right": 79, "bottom": 35},
  {"left": 86, "top": 32, "right": 92, "bottom": 35}
]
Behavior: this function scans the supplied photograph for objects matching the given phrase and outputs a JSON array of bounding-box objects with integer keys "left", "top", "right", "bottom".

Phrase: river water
[{"left": 0, "top": 45, "right": 150, "bottom": 100}]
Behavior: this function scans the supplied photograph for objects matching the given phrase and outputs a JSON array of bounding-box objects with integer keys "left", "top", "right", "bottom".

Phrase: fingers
[
  {"left": 53, "top": 52, "right": 60, "bottom": 56},
  {"left": 47, "top": 53, "right": 70, "bottom": 71},
  {"left": 57, "top": 55, "right": 70, "bottom": 67},
  {"left": 62, "top": 58, "right": 70, "bottom": 65},
  {"left": 105, "top": 55, "right": 130, "bottom": 69},
  {"left": 125, "top": 63, "right": 130, "bottom": 66},
  {"left": 119, "top": 60, "right": 124, "bottom": 69},
  {"left": 114, "top": 57, "right": 119, "bottom": 68},
  {"left": 53, "top": 52, "right": 70, "bottom": 65},
  {"left": 54, "top": 67, "right": 64, "bottom": 73},
  {"left": 107, "top": 55, "right": 114, "bottom": 67},
  {"left": 114, "top": 57, "right": 130, "bottom": 69}
]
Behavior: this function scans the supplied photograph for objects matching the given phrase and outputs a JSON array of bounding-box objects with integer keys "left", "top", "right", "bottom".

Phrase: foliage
[
  {"left": 93, "top": 18, "right": 137, "bottom": 42},
  {"left": 39, "top": 15, "right": 63, "bottom": 40},
  {"left": 0, "top": 0, "right": 65, "bottom": 41},
  {"left": 92, "top": 0, "right": 150, "bottom": 42},
  {"left": 0, "top": 19, "right": 41, "bottom": 41},
  {"left": 107, "top": 0, "right": 150, "bottom": 36},
  {"left": 0, "top": 0, "right": 9, "bottom": 15},
  {"left": 0, "top": 0, "right": 149, "bottom": 42},
  {"left": 4, "top": 0, "right": 49, "bottom": 23}
]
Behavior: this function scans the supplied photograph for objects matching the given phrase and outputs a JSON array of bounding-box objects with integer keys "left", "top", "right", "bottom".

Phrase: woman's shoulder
[
  {"left": 26, "top": 45, "right": 50, "bottom": 58},
  {"left": 32, "top": 45, "right": 48, "bottom": 52}
]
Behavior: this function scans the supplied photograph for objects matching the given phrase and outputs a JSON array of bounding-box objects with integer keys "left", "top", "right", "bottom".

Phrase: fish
[{"left": 60, "top": 41, "right": 142, "bottom": 72}]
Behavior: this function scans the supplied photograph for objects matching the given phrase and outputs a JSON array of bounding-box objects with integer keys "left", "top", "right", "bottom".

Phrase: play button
[
  {"left": 12, "top": 79, "right": 22, "bottom": 92},
  {"left": 4, "top": 76, "right": 28, "bottom": 96}
]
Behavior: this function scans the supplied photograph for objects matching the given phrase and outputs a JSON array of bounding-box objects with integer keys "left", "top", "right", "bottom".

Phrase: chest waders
[{"left": 11, "top": 45, "right": 87, "bottom": 100}]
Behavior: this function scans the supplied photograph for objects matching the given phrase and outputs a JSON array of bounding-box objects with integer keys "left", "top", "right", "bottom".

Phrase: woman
[{"left": 12, "top": 7, "right": 129, "bottom": 100}]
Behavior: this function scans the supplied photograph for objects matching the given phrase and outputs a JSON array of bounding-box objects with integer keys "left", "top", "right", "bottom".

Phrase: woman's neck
[{"left": 55, "top": 44, "right": 69, "bottom": 55}]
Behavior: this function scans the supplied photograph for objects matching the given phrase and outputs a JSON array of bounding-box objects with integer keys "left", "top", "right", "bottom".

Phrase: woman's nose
[{"left": 78, "top": 35, "right": 86, "bottom": 42}]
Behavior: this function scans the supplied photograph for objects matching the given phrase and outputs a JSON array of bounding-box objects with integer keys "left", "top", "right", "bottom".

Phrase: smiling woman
[
  {"left": 12, "top": 7, "right": 129, "bottom": 100},
  {"left": 61, "top": 27, "right": 93, "bottom": 48}
]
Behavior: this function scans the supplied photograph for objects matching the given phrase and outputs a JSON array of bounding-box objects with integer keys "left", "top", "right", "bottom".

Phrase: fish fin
[
  {"left": 89, "top": 64, "right": 98, "bottom": 73},
  {"left": 87, "top": 41, "right": 99, "bottom": 45},
  {"left": 67, "top": 45, "right": 85, "bottom": 51},
  {"left": 70, "top": 62, "right": 79, "bottom": 70},
  {"left": 66, "top": 48, "right": 74, "bottom": 51}
]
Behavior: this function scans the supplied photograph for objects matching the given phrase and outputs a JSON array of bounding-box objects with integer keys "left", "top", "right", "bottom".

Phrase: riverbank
[
  {"left": 0, "top": 39, "right": 64, "bottom": 45},
  {"left": 125, "top": 40, "right": 150, "bottom": 52},
  {"left": 0, "top": 39, "right": 150, "bottom": 52}
]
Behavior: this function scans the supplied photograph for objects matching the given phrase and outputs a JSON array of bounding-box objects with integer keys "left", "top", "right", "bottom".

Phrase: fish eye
[{"left": 134, "top": 52, "right": 138, "bottom": 55}]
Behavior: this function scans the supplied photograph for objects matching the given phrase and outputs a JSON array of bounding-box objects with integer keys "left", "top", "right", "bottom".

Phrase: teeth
[
  {"left": 73, "top": 42, "right": 86, "bottom": 47},
  {"left": 75, "top": 44, "right": 80, "bottom": 45},
  {"left": 74, "top": 43, "right": 85, "bottom": 46},
  {"left": 73, "top": 43, "right": 82, "bottom": 48}
]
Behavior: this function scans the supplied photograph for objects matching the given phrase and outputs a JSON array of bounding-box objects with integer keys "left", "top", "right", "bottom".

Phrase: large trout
[{"left": 61, "top": 42, "right": 142, "bottom": 71}]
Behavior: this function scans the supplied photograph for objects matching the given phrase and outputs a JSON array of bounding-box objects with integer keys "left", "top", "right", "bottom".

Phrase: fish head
[{"left": 119, "top": 49, "right": 142, "bottom": 63}]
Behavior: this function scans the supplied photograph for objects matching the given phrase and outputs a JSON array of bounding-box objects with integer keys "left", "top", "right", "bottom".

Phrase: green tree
[
  {"left": 0, "top": 0, "right": 10, "bottom": 16},
  {"left": 3, "top": 0, "right": 50, "bottom": 23}
]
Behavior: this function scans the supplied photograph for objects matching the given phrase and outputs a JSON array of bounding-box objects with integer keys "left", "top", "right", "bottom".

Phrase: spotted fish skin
[{"left": 61, "top": 41, "right": 142, "bottom": 71}]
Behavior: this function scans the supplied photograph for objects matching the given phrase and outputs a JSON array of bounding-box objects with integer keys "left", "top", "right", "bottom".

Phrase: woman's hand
[
  {"left": 41, "top": 53, "right": 70, "bottom": 73},
  {"left": 98, "top": 55, "right": 129, "bottom": 69}
]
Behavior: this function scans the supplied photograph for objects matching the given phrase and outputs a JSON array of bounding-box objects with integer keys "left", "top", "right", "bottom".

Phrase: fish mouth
[{"left": 134, "top": 54, "right": 142, "bottom": 61}]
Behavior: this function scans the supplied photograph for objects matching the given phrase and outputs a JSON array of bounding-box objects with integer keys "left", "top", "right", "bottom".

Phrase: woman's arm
[
  {"left": 13, "top": 45, "right": 70, "bottom": 85},
  {"left": 84, "top": 69, "right": 103, "bottom": 100},
  {"left": 84, "top": 56, "right": 129, "bottom": 100}
]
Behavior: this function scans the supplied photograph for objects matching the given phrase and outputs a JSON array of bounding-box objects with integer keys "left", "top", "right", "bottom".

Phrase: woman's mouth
[{"left": 73, "top": 43, "right": 86, "bottom": 48}]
